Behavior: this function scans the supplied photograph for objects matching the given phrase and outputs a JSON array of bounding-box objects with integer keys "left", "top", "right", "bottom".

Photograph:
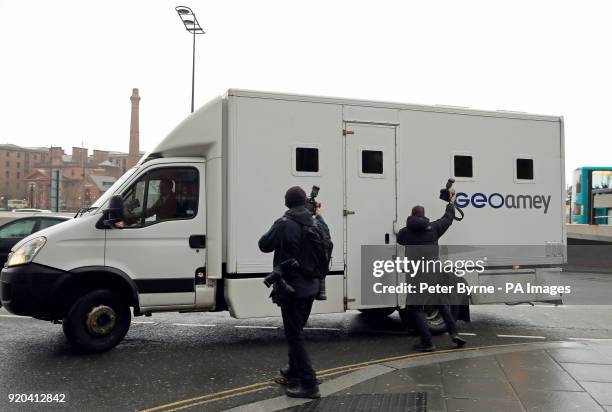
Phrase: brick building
[
  {"left": 0, "top": 88, "right": 143, "bottom": 210},
  {"left": 20, "top": 147, "right": 125, "bottom": 210},
  {"left": 0, "top": 144, "right": 50, "bottom": 206},
  {"left": 109, "top": 152, "right": 130, "bottom": 175},
  {"left": 0, "top": 145, "right": 145, "bottom": 210}
]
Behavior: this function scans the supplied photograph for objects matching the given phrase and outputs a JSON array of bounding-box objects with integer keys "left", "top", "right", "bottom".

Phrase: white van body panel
[
  {"left": 398, "top": 109, "right": 564, "bottom": 247},
  {"left": 32, "top": 215, "right": 105, "bottom": 271},
  {"left": 225, "top": 96, "right": 345, "bottom": 274},
  {"left": 225, "top": 275, "right": 344, "bottom": 318}
]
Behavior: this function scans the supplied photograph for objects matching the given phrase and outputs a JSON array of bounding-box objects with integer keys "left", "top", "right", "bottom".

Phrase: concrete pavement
[{"left": 228, "top": 340, "right": 612, "bottom": 412}]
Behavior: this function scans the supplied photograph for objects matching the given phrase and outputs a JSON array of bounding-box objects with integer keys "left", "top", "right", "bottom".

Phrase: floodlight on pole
[{"left": 175, "top": 6, "right": 205, "bottom": 113}]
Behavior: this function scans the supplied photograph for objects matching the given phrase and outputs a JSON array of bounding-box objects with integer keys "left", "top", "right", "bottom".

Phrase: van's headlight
[{"left": 7, "top": 237, "right": 47, "bottom": 268}]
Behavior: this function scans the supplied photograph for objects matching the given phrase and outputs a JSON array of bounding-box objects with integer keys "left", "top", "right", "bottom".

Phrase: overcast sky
[{"left": 0, "top": 0, "right": 610, "bottom": 180}]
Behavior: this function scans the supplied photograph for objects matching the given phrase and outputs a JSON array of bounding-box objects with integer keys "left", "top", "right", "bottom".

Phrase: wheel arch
[{"left": 52, "top": 266, "right": 141, "bottom": 317}]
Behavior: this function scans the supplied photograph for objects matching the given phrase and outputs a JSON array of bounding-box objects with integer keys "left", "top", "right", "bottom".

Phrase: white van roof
[{"left": 227, "top": 89, "right": 562, "bottom": 122}]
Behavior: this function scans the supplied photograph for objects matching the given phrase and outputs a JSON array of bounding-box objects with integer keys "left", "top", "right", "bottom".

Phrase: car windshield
[{"left": 86, "top": 167, "right": 139, "bottom": 213}]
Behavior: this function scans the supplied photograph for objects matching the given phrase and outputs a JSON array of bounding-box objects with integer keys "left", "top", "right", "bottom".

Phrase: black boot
[
  {"left": 274, "top": 366, "right": 299, "bottom": 387},
  {"left": 286, "top": 384, "right": 321, "bottom": 399},
  {"left": 451, "top": 334, "right": 467, "bottom": 348}
]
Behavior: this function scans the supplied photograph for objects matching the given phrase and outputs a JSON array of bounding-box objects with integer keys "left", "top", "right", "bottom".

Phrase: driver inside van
[
  {"left": 145, "top": 177, "right": 178, "bottom": 221},
  {"left": 123, "top": 177, "right": 178, "bottom": 225}
]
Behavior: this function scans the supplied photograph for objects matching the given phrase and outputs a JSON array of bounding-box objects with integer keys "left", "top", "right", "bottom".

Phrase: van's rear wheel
[
  {"left": 62, "top": 289, "right": 131, "bottom": 353},
  {"left": 399, "top": 305, "right": 460, "bottom": 335}
]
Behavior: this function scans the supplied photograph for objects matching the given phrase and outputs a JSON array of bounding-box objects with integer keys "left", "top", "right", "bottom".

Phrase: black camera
[
  {"left": 263, "top": 258, "right": 299, "bottom": 297},
  {"left": 305, "top": 185, "right": 321, "bottom": 216},
  {"left": 439, "top": 178, "right": 464, "bottom": 221},
  {"left": 439, "top": 178, "right": 455, "bottom": 202}
]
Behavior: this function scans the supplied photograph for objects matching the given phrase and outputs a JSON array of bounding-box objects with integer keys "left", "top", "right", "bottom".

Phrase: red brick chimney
[{"left": 128, "top": 88, "right": 140, "bottom": 168}]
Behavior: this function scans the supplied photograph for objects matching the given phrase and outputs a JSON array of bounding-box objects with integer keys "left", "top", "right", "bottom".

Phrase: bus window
[{"left": 592, "top": 170, "right": 612, "bottom": 190}]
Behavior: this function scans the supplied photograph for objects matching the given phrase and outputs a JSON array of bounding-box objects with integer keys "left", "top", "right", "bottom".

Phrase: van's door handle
[{"left": 189, "top": 235, "right": 206, "bottom": 249}]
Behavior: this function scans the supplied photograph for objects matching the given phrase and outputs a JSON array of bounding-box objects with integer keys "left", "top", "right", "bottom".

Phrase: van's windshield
[{"left": 86, "top": 167, "right": 139, "bottom": 214}]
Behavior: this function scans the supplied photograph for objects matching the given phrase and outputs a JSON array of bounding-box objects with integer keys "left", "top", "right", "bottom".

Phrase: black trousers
[
  {"left": 409, "top": 305, "right": 457, "bottom": 345},
  {"left": 280, "top": 297, "right": 317, "bottom": 387}
]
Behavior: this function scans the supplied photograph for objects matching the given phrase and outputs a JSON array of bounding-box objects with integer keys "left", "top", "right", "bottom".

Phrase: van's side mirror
[{"left": 97, "top": 195, "right": 125, "bottom": 229}]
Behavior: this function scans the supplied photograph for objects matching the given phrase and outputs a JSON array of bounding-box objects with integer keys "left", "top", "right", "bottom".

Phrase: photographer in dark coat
[
  {"left": 258, "top": 186, "right": 329, "bottom": 399},
  {"left": 397, "top": 193, "right": 467, "bottom": 352}
]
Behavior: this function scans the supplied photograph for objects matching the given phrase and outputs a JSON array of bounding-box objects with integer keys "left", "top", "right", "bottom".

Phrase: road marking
[
  {"left": 0, "top": 314, "right": 29, "bottom": 318},
  {"left": 459, "top": 332, "right": 477, "bottom": 336},
  {"left": 140, "top": 381, "right": 273, "bottom": 412},
  {"left": 132, "top": 321, "right": 156, "bottom": 324},
  {"left": 164, "top": 386, "right": 273, "bottom": 412},
  {"left": 568, "top": 337, "right": 612, "bottom": 342},
  {"left": 497, "top": 334, "right": 546, "bottom": 339},
  {"left": 304, "top": 327, "right": 341, "bottom": 331},
  {"left": 234, "top": 325, "right": 278, "bottom": 329},
  {"left": 172, "top": 323, "right": 216, "bottom": 327},
  {"left": 140, "top": 342, "right": 552, "bottom": 412}
]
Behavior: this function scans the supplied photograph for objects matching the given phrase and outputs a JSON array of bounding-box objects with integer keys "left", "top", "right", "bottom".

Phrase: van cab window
[{"left": 122, "top": 167, "right": 199, "bottom": 228}]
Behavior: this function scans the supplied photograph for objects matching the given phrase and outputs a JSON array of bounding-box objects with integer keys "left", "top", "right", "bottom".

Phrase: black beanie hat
[
  {"left": 285, "top": 186, "right": 307, "bottom": 208},
  {"left": 411, "top": 205, "right": 425, "bottom": 217}
]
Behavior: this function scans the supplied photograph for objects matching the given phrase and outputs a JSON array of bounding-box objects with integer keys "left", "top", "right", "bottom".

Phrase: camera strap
[{"left": 453, "top": 205, "right": 464, "bottom": 221}]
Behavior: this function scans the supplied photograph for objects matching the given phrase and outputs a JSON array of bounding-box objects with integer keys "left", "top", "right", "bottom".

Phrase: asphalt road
[{"left": 1, "top": 272, "right": 611, "bottom": 412}]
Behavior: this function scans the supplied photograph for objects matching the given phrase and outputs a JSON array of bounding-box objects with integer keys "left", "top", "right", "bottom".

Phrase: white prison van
[{"left": 0, "top": 90, "right": 566, "bottom": 352}]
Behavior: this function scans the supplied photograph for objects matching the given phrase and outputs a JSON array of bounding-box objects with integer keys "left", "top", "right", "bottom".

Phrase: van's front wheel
[{"left": 62, "top": 289, "right": 131, "bottom": 353}]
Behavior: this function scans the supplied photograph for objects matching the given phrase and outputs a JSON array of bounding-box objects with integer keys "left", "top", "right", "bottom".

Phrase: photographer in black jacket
[
  {"left": 258, "top": 186, "right": 330, "bottom": 399},
  {"left": 397, "top": 193, "right": 467, "bottom": 352}
]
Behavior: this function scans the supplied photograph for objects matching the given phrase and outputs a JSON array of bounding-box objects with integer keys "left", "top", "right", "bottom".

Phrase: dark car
[{"left": 0, "top": 216, "right": 70, "bottom": 267}]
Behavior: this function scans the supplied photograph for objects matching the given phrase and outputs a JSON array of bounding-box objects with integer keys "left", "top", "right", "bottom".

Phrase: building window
[
  {"left": 295, "top": 147, "right": 319, "bottom": 172},
  {"left": 17, "top": 152, "right": 20, "bottom": 158},
  {"left": 16, "top": 172, "right": 20, "bottom": 178},
  {"left": 453, "top": 155, "right": 473, "bottom": 178},
  {"left": 361, "top": 150, "right": 384, "bottom": 174},
  {"left": 516, "top": 158, "right": 534, "bottom": 180},
  {"left": 16, "top": 162, "right": 20, "bottom": 169},
  {"left": 5, "top": 171, "right": 8, "bottom": 178}
]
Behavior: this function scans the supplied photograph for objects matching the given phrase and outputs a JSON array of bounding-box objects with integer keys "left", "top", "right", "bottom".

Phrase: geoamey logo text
[{"left": 456, "top": 192, "right": 552, "bottom": 214}]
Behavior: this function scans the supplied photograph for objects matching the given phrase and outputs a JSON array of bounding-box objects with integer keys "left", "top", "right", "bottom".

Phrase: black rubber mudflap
[{"left": 282, "top": 393, "right": 427, "bottom": 412}]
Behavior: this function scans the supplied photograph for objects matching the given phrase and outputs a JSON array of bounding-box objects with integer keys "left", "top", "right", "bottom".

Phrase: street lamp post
[
  {"left": 29, "top": 183, "right": 36, "bottom": 208},
  {"left": 175, "top": 6, "right": 205, "bottom": 113}
]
